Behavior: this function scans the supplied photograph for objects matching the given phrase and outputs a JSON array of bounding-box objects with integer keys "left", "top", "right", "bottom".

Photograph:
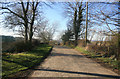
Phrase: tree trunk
[
  {"left": 24, "top": 26, "right": 28, "bottom": 43},
  {"left": 29, "top": 26, "right": 33, "bottom": 43},
  {"left": 21, "top": 2, "right": 29, "bottom": 43},
  {"left": 29, "top": 2, "right": 38, "bottom": 44},
  {"left": 75, "top": 35, "right": 78, "bottom": 46},
  {"left": 73, "top": 8, "right": 77, "bottom": 46}
]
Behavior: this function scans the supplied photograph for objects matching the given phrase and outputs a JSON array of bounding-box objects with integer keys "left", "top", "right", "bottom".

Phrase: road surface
[{"left": 29, "top": 46, "right": 119, "bottom": 78}]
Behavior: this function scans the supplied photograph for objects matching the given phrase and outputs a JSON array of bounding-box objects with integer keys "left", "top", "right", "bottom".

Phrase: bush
[
  {"left": 85, "top": 41, "right": 118, "bottom": 57},
  {"left": 2, "top": 41, "right": 33, "bottom": 53},
  {"left": 32, "top": 39, "right": 40, "bottom": 46},
  {"left": 85, "top": 44, "right": 107, "bottom": 56},
  {"left": 15, "top": 41, "right": 33, "bottom": 52},
  {"left": 78, "top": 40, "right": 85, "bottom": 47},
  {"left": 2, "top": 42, "right": 16, "bottom": 53},
  {"left": 2, "top": 39, "right": 41, "bottom": 53}
]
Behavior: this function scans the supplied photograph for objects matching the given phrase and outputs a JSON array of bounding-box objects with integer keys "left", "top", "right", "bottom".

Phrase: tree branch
[{"left": 1, "top": 7, "right": 24, "bottom": 19}]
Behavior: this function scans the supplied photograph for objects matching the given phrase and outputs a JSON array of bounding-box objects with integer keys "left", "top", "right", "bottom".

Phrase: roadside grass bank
[
  {"left": 2, "top": 44, "right": 52, "bottom": 77},
  {"left": 75, "top": 46, "right": 120, "bottom": 74}
]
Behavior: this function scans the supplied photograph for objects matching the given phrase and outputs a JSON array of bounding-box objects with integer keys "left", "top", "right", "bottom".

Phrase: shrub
[
  {"left": 32, "top": 39, "right": 40, "bottom": 46},
  {"left": 2, "top": 39, "right": 41, "bottom": 53},
  {"left": 2, "top": 42, "right": 16, "bottom": 53},
  {"left": 78, "top": 40, "right": 85, "bottom": 47},
  {"left": 15, "top": 41, "right": 33, "bottom": 52},
  {"left": 2, "top": 41, "right": 33, "bottom": 53}
]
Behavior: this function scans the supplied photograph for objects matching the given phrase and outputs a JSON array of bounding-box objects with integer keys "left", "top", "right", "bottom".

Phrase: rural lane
[{"left": 29, "top": 46, "right": 119, "bottom": 78}]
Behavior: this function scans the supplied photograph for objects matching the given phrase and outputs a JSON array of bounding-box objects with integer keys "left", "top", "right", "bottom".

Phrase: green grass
[
  {"left": 2, "top": 44, "right": 52, "bottom": 77},
  {"left": 97, "top": 57, "right": 118, "bottom": 69},
  {"left": 75, "top": 46, "right": 119, "bottom": 70},
  {"left": 75, "top": 46, "right": 96, "bottom": 56}
]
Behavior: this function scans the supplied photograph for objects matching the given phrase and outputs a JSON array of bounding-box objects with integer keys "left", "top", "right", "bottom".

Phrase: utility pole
[{"left": 85, "top": 2, "right": 88, "bottom": 46}]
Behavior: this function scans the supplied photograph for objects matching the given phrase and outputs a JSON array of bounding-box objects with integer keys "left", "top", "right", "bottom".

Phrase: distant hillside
[
  {"left": 1, "top": 35, "right": 15, "bottom": 42},
  {"left": 0, "top": 35, "right": 24, "bottom": 42}
]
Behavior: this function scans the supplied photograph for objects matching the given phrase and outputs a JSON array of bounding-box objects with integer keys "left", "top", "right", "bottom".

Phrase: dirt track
[{"left": 29, "top": 46, "right": 119, "bottom": 78}]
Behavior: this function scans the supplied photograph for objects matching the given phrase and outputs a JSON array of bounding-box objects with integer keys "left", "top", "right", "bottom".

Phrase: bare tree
[
  {"left": 88, "top": 2, "right": 119, "bottom": 35},
  {"left": 88, "top": 2, "right": 119, "bottom": 60},
  {"left": 36, "top": 21, "right": 57, "bottom": 43},
  {"left": 0, "top": 1, "right": 41, "bottom": 43}
]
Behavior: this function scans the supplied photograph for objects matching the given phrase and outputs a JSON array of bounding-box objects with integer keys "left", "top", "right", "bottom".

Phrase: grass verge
[
  {"left": 75, "top": 46, "right": 119, "bottom": 74},
  {"left": 2, "top": 44, "right": 52, "bottom": 77}
]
